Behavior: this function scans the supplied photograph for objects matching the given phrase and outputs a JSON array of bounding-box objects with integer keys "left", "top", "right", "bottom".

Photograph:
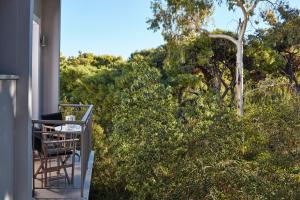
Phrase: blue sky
[{"left": 61, "top": 0, "right": 300, "bottom": 59}]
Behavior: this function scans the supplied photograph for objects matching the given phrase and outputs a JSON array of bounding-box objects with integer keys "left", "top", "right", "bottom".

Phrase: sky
[{"left": 61, "top": 0, "right": 300, "bottom": 59}]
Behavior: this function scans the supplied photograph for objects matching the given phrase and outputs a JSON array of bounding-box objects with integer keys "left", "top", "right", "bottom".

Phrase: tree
[
  {"left": 209, "top": 31, "right": 237, "bottom": 104},
  {"left": 257, "top": 5, "right": 300, "bottom": 92},
  {"left": 60, "top": 51, "right": 300, "bottom": 199},
  {"left": 65, "top": 52, "right": 124, "bottom": 69},
  {"left": 129, "top": 47, "right": 169, "bottom": 83},
  {"left": 148, "top": 0, "right": 285, "bottom": 115},
  {"left": 244, "top": 36, "right": 286, "bottom": 83}
]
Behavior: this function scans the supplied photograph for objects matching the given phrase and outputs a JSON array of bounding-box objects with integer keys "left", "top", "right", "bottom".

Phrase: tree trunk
[
  {"left": 236, "top": 42, "right": 244, "bottom": 116},
  {"left": 208, "top": 34, "right": 245, "bottom": 115},
  {"left": 286, "top": 57, "right": 300, "bottom": 93}
]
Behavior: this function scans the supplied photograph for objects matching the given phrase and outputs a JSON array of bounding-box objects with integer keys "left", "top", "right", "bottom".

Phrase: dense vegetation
[{"left": 60, "top": 2, "right": 300, "bottom": 200}]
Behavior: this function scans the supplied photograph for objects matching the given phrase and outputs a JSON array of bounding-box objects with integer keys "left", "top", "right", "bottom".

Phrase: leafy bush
[{"left": 60, "top": 53, "right": 300, "bottom": 199}]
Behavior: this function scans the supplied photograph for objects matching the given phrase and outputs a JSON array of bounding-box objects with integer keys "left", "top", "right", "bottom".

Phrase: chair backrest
[
  {"left": 41, "top": 112, "right": 63, "bottom": 120},
  {"left": 32, "top": 128, "right": 42, "bottom": 153},
  {"left": 40, "top": 125, "right": 79, "bottom": 157}
]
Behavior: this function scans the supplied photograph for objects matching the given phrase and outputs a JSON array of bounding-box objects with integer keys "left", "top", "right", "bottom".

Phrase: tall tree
[
  {"left": 258, "top": 5, "right": 300, "bottom": 92},
  {"left": 148, "top": 0, "right": 284, "bottom": 115}
]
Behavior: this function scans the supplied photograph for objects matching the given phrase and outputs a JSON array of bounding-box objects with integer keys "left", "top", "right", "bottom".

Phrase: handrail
[
  {"left": 32, "top": 119, "right": 85, "bottom": 125},
  {"left": 59, "top": 104, "right": 90, "bottom": 108},
  {"left": 32, "top": 104, "right": 94, "bottom": 125},
  {"left": 81, "top": 105, "right": 93, "bottom": 123}
]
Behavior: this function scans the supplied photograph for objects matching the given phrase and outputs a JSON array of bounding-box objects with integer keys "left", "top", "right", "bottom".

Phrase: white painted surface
[
  {"left": 0, "top": 79, "right": 17, "bottom": 200},
  {"left": 55, "top": 125, "right": 82, "bottom": 133},
  {"left": 0, "top": 75, "right": 19, "bottom": 80},
  {"left": 32, "top": 20, "right": 41, "bottom": 120},
  {"left": 41, "top": 0, "right": 61, "bottom": 114},
  {"left": 0, "top": 0, "right": 61, "bottom": 198}
]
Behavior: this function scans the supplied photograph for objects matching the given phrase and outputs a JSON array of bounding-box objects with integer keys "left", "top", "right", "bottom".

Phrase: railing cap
[
  {"left": 0, "top": 75, "right": 19, "bottom": 80},
  {"left": 32, "top": 104, "right": 93, "bottom": 125}
]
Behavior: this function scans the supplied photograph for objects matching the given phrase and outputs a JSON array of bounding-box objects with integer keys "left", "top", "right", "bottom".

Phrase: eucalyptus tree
[{"left": 148, "top": 0, "right": 285, "bottom": 115}]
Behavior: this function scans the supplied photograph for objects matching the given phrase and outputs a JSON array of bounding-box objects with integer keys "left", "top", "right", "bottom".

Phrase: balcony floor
[
  {"left": 33, "top": 151, "right": 94, "bottom": 200},
  {"left": 34, "top": 188, "right": 81, "bottom": 199}
]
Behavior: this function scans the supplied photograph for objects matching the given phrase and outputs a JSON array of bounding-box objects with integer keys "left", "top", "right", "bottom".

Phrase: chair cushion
[
  {"left": 41, "top": 112, "right": 63, "bottom": 126},
  {"left": 33, "top": 129, "right": 42, "bottom": 153},
  {"left": 41, "top": 112, "right": 63, "bottom": 121}
]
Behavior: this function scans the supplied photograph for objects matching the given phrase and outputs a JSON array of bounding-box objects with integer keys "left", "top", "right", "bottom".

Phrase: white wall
[
  {"left": 0, "top": 77, "right": 17, "bottom": 200},
  {"left": 0, "top": 0, "right": 33, "bottom": 199},
  {"left": 41, "top": 0, "right": 61, "bottom": 114},
  {"left": 0, "top": 0, "right": 61, "bottom": 198},
  {"left": 32, "top": 20, "right": 41, "bottom": 120}
]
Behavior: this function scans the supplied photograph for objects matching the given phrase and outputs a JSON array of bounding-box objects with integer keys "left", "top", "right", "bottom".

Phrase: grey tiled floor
[{"left": 33, "top": 156, "right": 82, "bottom": 199}]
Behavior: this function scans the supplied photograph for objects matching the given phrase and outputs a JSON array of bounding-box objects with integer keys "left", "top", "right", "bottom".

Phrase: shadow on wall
[{"left": 0, "top": 77, "right": 17, "bottom": 200}]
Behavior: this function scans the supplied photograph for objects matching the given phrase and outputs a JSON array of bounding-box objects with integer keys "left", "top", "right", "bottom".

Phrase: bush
[
  {"left": 90, "top": 89, "right": 300, "bottom": 199},
  {"left": 60, "top": 55, "right": 300, "bottom": 199}
]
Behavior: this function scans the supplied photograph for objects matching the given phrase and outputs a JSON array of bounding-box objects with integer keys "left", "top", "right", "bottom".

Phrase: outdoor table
[
  {"left": 54, "top": 124, "right": 82, "bottom": 133},
  {"left": 54, "top": 124, "right": 82, "bottom": 158}
]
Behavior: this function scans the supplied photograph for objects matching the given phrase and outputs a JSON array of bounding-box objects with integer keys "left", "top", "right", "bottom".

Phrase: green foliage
[
  {"left": 245, "top": 38, "right": 286, "bottom": 78},
  {"left": 60, "top": 64, "right": 99, "bottom": 101},
  {"left": 110, "top": 73, "right": 182, "bottom": 199},
  {"left": 148, "top": 0, "right": 287, "bottom": 39},
  {"left": 129, "top": 46, "right": 167, "bottom": 70},
  {"left": 61, "top": 52, "right": 124, "bottom": 68},
  {"left": 148, "top": 0, "right": 213, "bottom": 38},
  {"left": 255, "top": 5, "right": 300, "bottom": 90},
  {"left": 90, "top": 124, "right": 132, "bottom": 199},
  {"left": 60, "top": 11, "right": 300, "bottom": 197},
  {"left": 164, "top": 35, "right": 213, "bottom": 89}
]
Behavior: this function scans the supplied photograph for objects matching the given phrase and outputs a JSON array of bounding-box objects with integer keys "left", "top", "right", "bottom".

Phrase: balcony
[{"left": 32, "top": 104, "right": 94, "bottom": 199}]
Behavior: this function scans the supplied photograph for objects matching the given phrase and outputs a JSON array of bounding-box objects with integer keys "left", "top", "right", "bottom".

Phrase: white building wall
[
  {"left": 0, "top": 0, "right": 33, "bottom": 199},
  {"left": 0, "top": 76, "right": 17, "bottom": 200},
  {"left": 41, "top": 0, "right": 61, "bottom": 114},
  {"left": 0, "top": 0, "right": 61, "bottom": 199}
]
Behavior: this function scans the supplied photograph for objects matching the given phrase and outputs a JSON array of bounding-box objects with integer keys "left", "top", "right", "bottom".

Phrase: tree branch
[
  {"left": 236, "top": 0, "right": 262, "bottom": 41},
  {"left": 208, "top": 34, "right": 238, "bottom": 46},
  {"left": 238, "top": 19, "right": 248, "bottom": 41},
  {"left": 249, "top": 0, "right": 261, "bottom": 14},
  {"left": 235, "top": 0, "right": 248, "bottom": 19}
]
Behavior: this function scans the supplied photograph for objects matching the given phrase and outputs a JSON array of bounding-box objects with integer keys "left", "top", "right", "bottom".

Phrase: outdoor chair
[
  {"left": 33, "top": 119, "right": 78, "bottom": 188},
  {"left": 41, "top": 112, "right": 81, "bottom": 160}
]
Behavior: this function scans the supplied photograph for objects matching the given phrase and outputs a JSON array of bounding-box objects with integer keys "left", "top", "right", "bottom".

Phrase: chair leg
[
  {"left": 40, "top": 158, "right": 46, "bottom": 188},
  {"left": 32, "top": 155, "right": 35, "bottom": 196},
  {"left": 59, "top": 156, "right": 71, "bottom": 184},
  {"left": 71, "top": 153, "right": 75, "bottom": 184},
  {"left": 57, "top": 157, "right": 60, "bottom": 176},
  {"left": 34, "top": 163, "right": 42, "bottom": 178},
  {"left": 44, "top": 159, "right": 48, "bottom": 187}
]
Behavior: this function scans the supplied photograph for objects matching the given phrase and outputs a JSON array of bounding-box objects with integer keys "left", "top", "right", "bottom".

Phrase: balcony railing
[{"left": 32, "top": 104, "right": 94, "bottom": 199}]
